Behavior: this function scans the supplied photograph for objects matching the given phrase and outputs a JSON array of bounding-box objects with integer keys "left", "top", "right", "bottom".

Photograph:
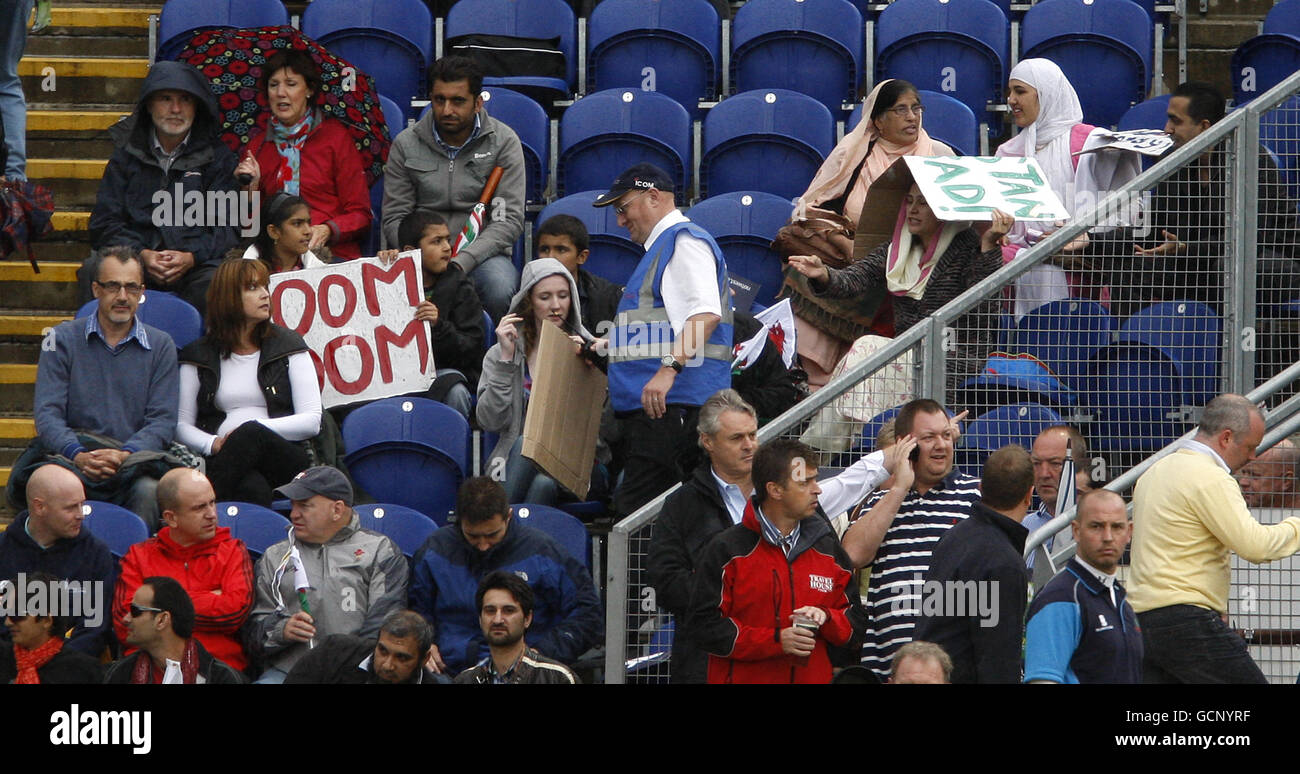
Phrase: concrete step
[
  {"left": 0, "top": 417, "right": 36, "bottom": 442},
  {"left": 1188, "top": 19, "right": 1262, "bottom": 48},
  {"left": 0, "top": 365, "right": 38, "bottom": 415},
  {"left": 1202, "top": 0, "right": 1274, "bottom": 18},
  {"left": 0, "top": 261, "right": 80, "bottom": 313},
  {"left": 0, "top": 312, "right": 72, "bottom": 338},
  {"left": 20, "top": 57, "right": 149, "bottom": 106},
  {"left": 26, "top": 158, "right": 107, "bottom": 210}
]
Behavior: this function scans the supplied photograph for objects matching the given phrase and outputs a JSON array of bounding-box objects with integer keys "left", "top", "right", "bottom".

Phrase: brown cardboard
[
  {"left": 853, "top": 157, "right": 916, "bottom": 260},
  {"left": 521, "top": 321, "right": 606, "bottom": 499}
]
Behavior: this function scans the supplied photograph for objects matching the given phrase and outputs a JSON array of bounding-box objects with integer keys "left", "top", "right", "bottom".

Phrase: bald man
[
  {"left": 0, "top": 464, "right": 116, "bottom": 655},
  {"left": 1236, "top": 438, "right": 1300, "bottom": 510},
  {"left": 111, "top": 468, "right": 254, "bottom": 672}
]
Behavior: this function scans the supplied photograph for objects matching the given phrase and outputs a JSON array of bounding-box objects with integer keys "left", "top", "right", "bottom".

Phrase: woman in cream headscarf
[
  {"left": 995, "top": 58, "right": 1141, "bottom": 318},
  {"left": 790, "top": 80, "right": 957, "bottom": 389}
]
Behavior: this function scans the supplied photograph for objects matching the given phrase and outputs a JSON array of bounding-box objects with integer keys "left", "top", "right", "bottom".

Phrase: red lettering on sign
[
  {"left": 318, "top": 274, "right": 358, "bottom": 327},
  {"left": 308, "top": 348, "right": 325, "bottom": 393},
  {"left": 361, "top": 258, "right": 419, "bottom": 316},
  {"left": 322, "top": 335, "right": 375, "bottom": 396},
  {"left": 374, "top": 319, "right": 431, "bottom": 383},
  {"left": 271, "top": 279, "right": 316, "bottom": 335}
]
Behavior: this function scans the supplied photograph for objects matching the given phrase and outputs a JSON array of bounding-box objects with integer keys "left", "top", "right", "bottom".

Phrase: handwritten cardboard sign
[
  {"left": 904, "top": 155, "right": 1070, "bottom": 222},
  {"left": 269, "top": 253, "right": 435, "bottom": 409},
  {"left": 1073, "top": 128, "right": 1173, "bottom": 157}
]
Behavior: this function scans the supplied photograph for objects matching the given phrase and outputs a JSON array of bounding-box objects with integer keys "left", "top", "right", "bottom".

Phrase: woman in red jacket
[{"left": 234, "top": 49, "right": 372, "bottom": 260}]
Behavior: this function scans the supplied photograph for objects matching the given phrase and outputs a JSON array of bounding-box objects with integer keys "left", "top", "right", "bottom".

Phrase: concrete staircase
[
  {"left": 1175, "top": 0, "right": 1272, "bottom": 101},
  {"left": 2, "top": 3, "right": 159, "bottom": 520}
]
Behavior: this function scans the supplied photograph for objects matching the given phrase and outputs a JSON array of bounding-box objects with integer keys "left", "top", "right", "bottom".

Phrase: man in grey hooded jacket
[
  {"left": 381, "top": 55, "right": 526, "bottom": 322},
  {"left": 83, "top": 60, "right": 240, "bottom": 314}
]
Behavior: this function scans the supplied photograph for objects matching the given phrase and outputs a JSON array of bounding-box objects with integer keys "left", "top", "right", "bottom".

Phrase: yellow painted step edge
[
  {"left": 0, "top": 314, "right": 71, "bottom": 336},
  {"left": 0, "top": 261, "right": 80, "bottom": 282},
  {"left": 0, "top": 468, "right": 9, "bottom": 488},
  {"left": 27, "top": 159, "right": 106, "bottom": 180},
  {"left": 19, "top": 58, "right": 150, "bottom": 79},
  {"left": 0, "top": 365, "right": 37, "bottom": 384},
  {"left": 29, "top": 110, "right": 128, "bottom": 132},
  {"left": 51, "top": 7, "right": 156, "bottom": 29},
  {"left": 0, "top": 418, "right": 36, "bottom": 440},
  {"left": 52, "top": 211, "right": 90, "bottom": 231}
]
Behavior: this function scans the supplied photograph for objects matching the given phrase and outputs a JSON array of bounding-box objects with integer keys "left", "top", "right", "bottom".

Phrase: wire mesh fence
[{"left": 605, "top": 70, "right": 1300, "bottom": 683}]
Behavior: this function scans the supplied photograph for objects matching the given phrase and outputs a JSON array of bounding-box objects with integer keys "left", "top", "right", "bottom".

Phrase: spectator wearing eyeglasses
[{"left": 11, "top": 246, "right": 180, "bottom": 532}]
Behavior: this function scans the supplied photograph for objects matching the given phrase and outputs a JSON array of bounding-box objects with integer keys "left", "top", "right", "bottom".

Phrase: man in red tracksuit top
[
  {"left": 690, "top": 438, "right": 867, "bottom": 683},
  {"left": 112, "top": 468, "right": 254, "bottom": 672}
]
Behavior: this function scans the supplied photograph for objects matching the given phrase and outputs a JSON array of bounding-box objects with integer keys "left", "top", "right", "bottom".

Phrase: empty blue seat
[
  {"left": 701, "top": 89, "right": 834, "bottom": 200},
  {"left": 730, "top": 0, "right": 863, "bottom": 118},
  {"left": 536, "top": 191, "right": 643, "bottom": 286},
  {"left": 1260, "top": 95, "right": 1300, "bottom": 205},
  {"left": 1021, "top": 0, "right": 1153, "bottom": 128},
  {"left": 588, "top": 0, "right": 721, "bottom": 118},
  {"left": 216, "top": 501, "right": 290, "bottom": 558},
  {"left": 686, "top": 191, "right": 792, "bottom": 309},
  {"left": 875, "top": 0, "right": 1009, "bottom": 131},
  {"left": 1118, "top": 94, "right": 1171, "bottom": 131},
  {"left": 82, "top": 501, "right": 149, "bottom": 558},
  {"left": 1231, "top": 34, "right": 1300, "bottom": 107},
  {"left": 364, "top": 94, "right": 410, "bottom": 256},
  {"left": 559, "top": 88, "right": 692, "bottom": 203},
  {"left": 954, "top": 402, "right": 1063, "bottom": 476},
  {"left": 513, "top": 503, "right": 590, "bottom": 568},
  {"left": 77, "top": 290, "right": 204, "bottom": 350},
  {"left": 1114, "top": 300, "right": 1220, "bottom": 405},
  {"left": 346, "top": 449, "right": 463, "bottom": 525},
  {"left": 342, "top": 396, "right": 472, "bottom": 475},
  {"left": 483, "top": 87, "right": 550, "bottom": 204},
  {"left": 354, "top": 503, "right": 442, "bottom": 551},
  {"left": 302, "top": 0, "right": 432, "bottom": 111},
  {"left": 445, "top": 0, "right": 577, "bottom": 102},
  {"left": 1267, "top": 0, "right": 1300, "bottom": 34},
  {"left": 848, "top": 89, "right": 979, "bottom": 156},
  {"left": 157, "top": 0, "right": 288, "bottom": 61}
]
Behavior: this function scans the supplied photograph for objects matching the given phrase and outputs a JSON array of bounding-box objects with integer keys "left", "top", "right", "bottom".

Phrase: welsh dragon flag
[{"left": 451, "top": 166, "right": 505, "bottom": 257}]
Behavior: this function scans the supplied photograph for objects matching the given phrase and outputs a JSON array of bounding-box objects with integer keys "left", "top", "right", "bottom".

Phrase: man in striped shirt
[{"left": 841, "top": 399, "right": 981, "bottom": 677}]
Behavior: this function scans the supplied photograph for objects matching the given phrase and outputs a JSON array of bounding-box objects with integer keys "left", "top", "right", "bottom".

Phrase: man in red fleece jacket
[{"left": 112, "top": 468, "right": 254, "bottom": 671}]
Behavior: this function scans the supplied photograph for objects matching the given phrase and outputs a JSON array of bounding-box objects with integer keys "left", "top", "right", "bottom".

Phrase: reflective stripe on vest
[{"left": 608, "top": 221, "right": 734, "bottom": 412}]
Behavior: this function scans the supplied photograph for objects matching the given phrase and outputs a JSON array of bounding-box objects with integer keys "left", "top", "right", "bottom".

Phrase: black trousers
[
  {"left": 206, "top": 421, "right": 311, "bottom": 506},
  {"left": 611, "top": 405, "right": 701, "bottom": 519},
  {"left": 1138, "top": 604, "right": 1268, "bottom": 684}
]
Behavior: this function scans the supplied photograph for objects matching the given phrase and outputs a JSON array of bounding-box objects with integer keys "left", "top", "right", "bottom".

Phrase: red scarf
[
  {"left": 130, "top": 638, "right": 201, "bottom": 684},
  {"left": 14, "top": 637, "right": 63, "bottom": 684}
]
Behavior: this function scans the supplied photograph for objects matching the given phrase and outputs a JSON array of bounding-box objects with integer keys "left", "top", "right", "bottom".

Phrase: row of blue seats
[
  {"left": 1231, "top": 0, "right": 1300, "bottom": 106},
  {"left": 157, "top": 0, "right": 1162, "bottom": 128}
]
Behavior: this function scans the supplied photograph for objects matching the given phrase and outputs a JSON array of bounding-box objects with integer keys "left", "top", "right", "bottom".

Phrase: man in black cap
[
  {"left": 246, "top": 466, "right": 409, "bottom": 683},
  {"left": 594, "top": 163, "right": 734, "bottom": 517}
]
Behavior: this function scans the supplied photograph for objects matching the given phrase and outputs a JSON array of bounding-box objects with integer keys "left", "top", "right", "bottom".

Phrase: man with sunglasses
[
  {"left": 105, "top": 575, "right": 244, "bottom": 683},
  {"left": 593, "top": 163, "right": 733, "bottom": 518},
  {"left": 18, "top": 246, "right": 179, "bottom": 532}
]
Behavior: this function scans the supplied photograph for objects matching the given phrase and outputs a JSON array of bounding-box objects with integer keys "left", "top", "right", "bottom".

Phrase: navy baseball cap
[
  {"left": 592, "top": 163, "right": 674, "bottom": 207},
  {"left": 274, "top": 466, "right": 354, "bottom": 506}
]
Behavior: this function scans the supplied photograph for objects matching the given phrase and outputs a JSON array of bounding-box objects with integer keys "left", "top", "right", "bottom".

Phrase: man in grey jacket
[
  {"left": 247, "top": 466, "right": 409, "bottom": 683},
  {"left": 381, "top": 55, "right": 526, "bottom": 322}
]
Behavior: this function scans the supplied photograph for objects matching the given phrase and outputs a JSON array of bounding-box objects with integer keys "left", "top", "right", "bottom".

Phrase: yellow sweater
[{"left": 1129, "top": 448, "right": 1300, "bottom": 614}]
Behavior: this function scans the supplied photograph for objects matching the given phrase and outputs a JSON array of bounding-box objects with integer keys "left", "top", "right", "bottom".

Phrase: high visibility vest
[{"left": 608, "top": 221, "right": 734, "bottom": 412}]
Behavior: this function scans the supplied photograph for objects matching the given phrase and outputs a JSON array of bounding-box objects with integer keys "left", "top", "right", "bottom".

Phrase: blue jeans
[
  {"left": 0, "top": 0, "right": 32, "bottom": 179},
  {"left": 433, "top": 368, "right": 472, "bottom": 419},
  {"left": 504, "top": 434, "right": 559, "bottom": 505},
  {"left": 254, "top": 667, "right": 289, "bottom": 684},
  {"left": 469, "top": 254, "right": 519, "bottom": 323},
  {"left": 1137, "top": 605, "right": 1269, "bottom": 684}
]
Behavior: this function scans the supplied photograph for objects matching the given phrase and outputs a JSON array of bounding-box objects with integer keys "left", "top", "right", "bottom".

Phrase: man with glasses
[
  {"left": 20, "top": 245, "right": 180, "bottom": 531},
  {"left": 593, "top": 163, "right": 733, "bottom": 518},
  {"left": 104, "top": 575, "right": 245, "bottom": 683}
]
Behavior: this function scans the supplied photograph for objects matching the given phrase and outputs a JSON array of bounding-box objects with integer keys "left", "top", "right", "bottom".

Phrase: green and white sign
[{"left": 904, "top": 156, "right": 1070, "bottom": 222}]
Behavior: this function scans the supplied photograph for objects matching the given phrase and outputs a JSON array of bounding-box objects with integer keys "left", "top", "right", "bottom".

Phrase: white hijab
[{"left": 996, "top": 58, "right": 1084, "bottom": 208}]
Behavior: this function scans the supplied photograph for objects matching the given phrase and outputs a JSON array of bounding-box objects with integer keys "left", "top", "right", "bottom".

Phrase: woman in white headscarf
[
  {"left": 789, "top": 80, "right": 957, "bottom": 389},
  {"left": 995, "top": 58, "right": 1141, "bottom": 319}
]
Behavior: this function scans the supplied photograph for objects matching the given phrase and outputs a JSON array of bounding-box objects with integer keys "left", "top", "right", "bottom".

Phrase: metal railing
[{"left": 604, "top": 67, "right": 1300, "bottom": 683}]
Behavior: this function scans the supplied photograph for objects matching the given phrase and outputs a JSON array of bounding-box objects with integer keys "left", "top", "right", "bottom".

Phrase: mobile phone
[{"left": 909, "top": 446, "right": 919, "bottom": 463}]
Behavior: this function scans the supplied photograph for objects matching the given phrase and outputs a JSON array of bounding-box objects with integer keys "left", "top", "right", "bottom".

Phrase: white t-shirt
[
  {"left": 642, "top": 210, "right": 724, "bottom": 336},
  {"left": 177, "top": 351, "right": 322, "bottom": 455}
]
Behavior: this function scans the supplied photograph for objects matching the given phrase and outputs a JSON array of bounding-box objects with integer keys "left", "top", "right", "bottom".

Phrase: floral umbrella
[{"left": 177, "top": 25, "right": 391, "bottom": 188}]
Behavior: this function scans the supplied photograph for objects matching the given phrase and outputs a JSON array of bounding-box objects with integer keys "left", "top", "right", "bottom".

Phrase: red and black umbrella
[{"left": 177, "top": 25, "right": 391, "bottom": 188}]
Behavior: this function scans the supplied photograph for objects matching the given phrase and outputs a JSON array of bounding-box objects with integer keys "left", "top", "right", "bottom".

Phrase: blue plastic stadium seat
[
  {"left": 445, "top": 0, "right": 577, "bottom": 103},
  {"left": 482, "top": 87, "right": 550, "bottom": 204},
  {"left": 342, "top": 396, "right": 472, "bottom": 475},
  {"left": 354, "top": 503, "right": 442, "bottom": 552},
  {"left": 686, "top": 191, "right": 792, "bottom": 309},
  {"left": 1113, "top": 300, "right": 1221, "bottom": 405},
  {"left": 875, "top": 0, "right": 1009, "bottom": 132},
  {"left": 954, "top": 402, "right": 1064, "bottom": 477},
  {"left": 82, "top": 501, "right": 149, "bottom": 558},
  {"left": 1118, "top": 94, "right": 1171, "bottom": 132},
  {"left": 730, "top": 0, "right": 863, "bottom": 118},
  {"left": 157, "top": 0, "right": 289, "bottom": 61},
  {"left": 848, "top": 89, "right": 979, "bottom": 156},
  {"left": 1231, "top": 35, "right": 1300, "bottom": 107},
  {"left": 77, "top": 290, "right": 204, "bottom": 350},
  {"left": 363, "top": 94, "right": 409, "bottom": 256},
  {"left": 701, "top": 89, "right": 834, "bottom": 200},
  {"left": 536, "top": 191, "right": 642, "bottom": 286},
  {"left": 216, "top": 501, "right": 291, "bottom": 558},
  {"left": 588, "top": 0, "right": 721, "bottom": 118},
  {"left": 1260, "top": 95, "right": 1300, "bottom": 205},
  {"left": 302, "top": 0, "right": 432, "bottom": 113},
  {"left": 482, "top": 309, "right": 496, "bottom": 350},
  {"left": 1021, "top": 0, "right": 1153, "bottom": 128},
  {"left": 1267, "top": 0, "right": 1300, "bottom": 34},
  {"left": 513, "top": 503, "right": 590, "bottom": 568},
  {"left": 559, "top": 88, "right": 692, "bottom": 203}
]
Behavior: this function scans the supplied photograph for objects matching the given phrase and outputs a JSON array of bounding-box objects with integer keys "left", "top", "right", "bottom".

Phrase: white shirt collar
[
  {"left": 1075, "top": 556, "right": 1117, "bottom": 588},
  {"left": 1181, "top": 438, "right": 1231, "bottom": 473},
  {"left": 641, "top": 209, "right": 688, "bottom": 250}
]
